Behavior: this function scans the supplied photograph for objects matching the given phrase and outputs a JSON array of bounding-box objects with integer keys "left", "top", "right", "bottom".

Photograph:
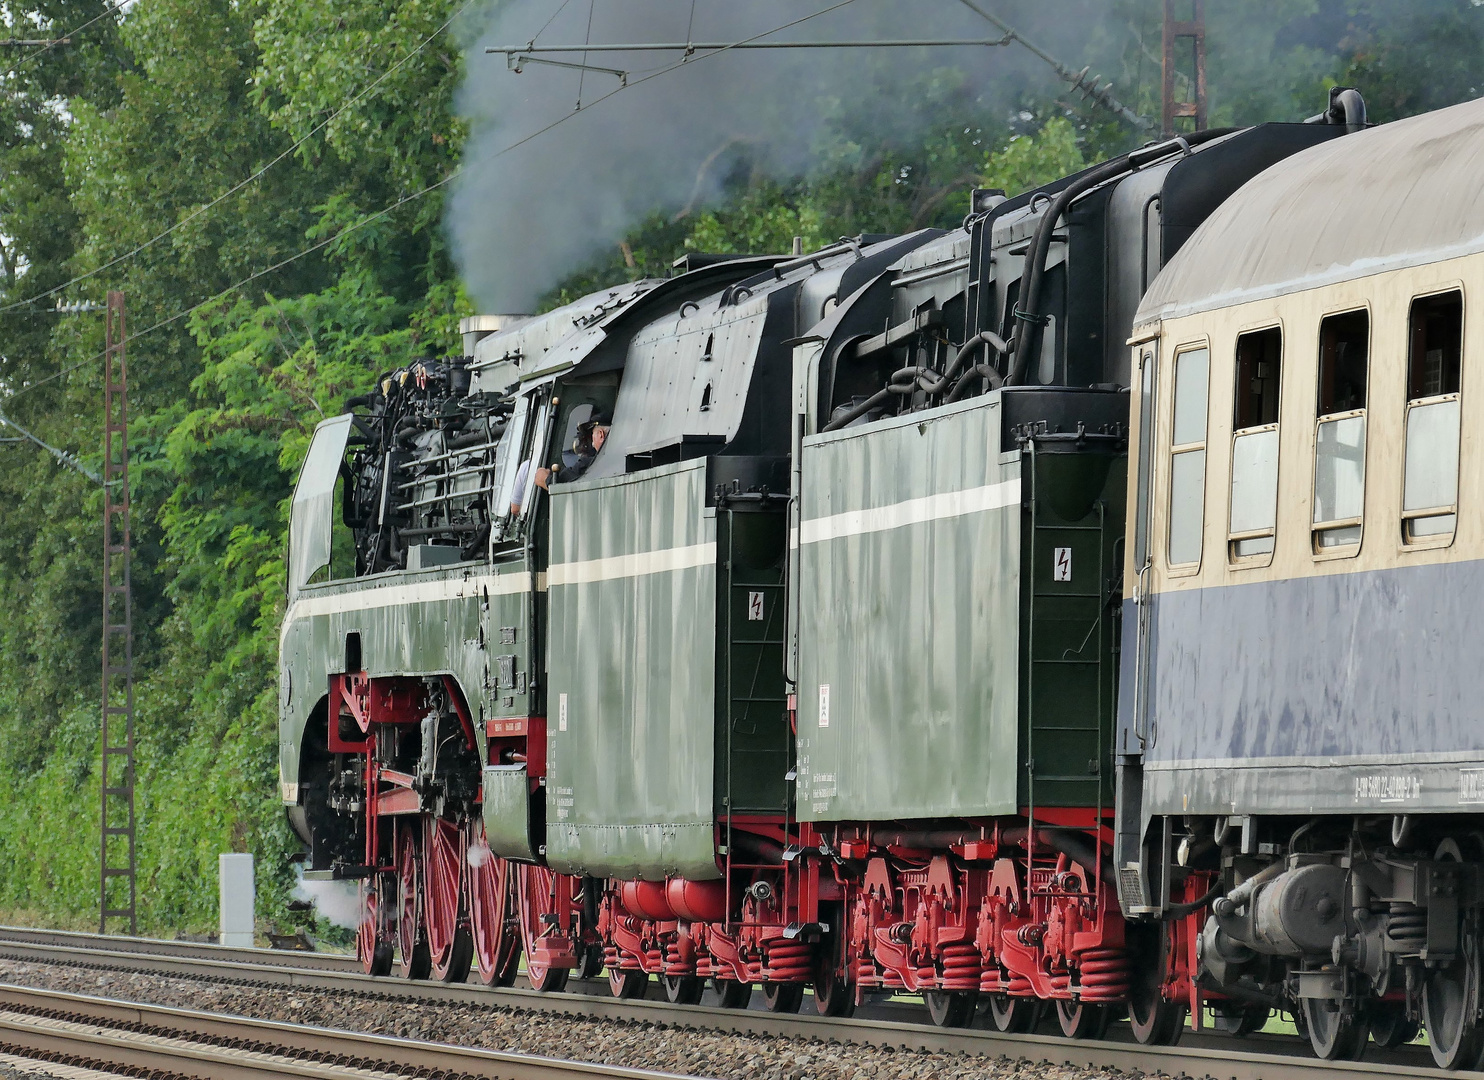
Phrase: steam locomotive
[{"left": 281, "top": 87, "right": 1484, "bottom": 1067}]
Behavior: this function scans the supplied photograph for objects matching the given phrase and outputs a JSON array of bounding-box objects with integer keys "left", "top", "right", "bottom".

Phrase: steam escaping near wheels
[{"left": 291, "top": 867, "right": 361, "bottom": 930}]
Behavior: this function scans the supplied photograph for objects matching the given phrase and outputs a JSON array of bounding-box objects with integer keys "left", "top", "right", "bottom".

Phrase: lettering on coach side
[
  {"left": 1354, "top": 773, "right": 1421, "bottom": 804},
  {"left": 1460, "top": 768, "right": 1484, "bottom": 804}
]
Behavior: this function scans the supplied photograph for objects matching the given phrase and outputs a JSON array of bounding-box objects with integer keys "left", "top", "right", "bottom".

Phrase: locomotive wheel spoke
[
  {"left": 356, "top": 882, "right": 394, "bottom": 977},
  {"left": 468, "top": 829, "right": 519, "bottom": 986},
  {"left": 425, "top": 818, "right": 470, "bottom": 983},
  {"left": 396, "top": 827, "right": 431, "bottom": 980}
]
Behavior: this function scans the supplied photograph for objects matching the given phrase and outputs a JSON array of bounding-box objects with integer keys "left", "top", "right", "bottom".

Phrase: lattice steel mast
[{"left": 99, "top": 289, "right": 136, "bottom": 935}]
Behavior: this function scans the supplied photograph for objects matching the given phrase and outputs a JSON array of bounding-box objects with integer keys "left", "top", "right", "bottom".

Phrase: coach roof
[{"left": 1135, "top": 95, "right": 1484, "bottom": 329}]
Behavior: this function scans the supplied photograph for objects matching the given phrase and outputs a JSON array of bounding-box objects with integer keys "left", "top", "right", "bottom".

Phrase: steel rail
[
  {"left": 0, "top": 983, "right": 701, "bottom": 1079},
  {"left": 0, "top": 927, "right": 1474, "bottom": 1080}
]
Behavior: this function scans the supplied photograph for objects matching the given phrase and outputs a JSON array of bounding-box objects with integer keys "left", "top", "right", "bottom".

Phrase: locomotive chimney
[{"left": 459, "top": 314, "right": 530, "bottom": 358}]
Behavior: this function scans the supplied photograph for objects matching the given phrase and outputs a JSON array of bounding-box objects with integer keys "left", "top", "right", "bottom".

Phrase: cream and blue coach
[{"left": 1119, "top": 97, "right": 1484, "bottom": 862}]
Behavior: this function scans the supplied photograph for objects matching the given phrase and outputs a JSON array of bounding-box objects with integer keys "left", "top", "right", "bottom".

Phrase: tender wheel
[
  {"left": 663, "top": 975, "right": 704, "bottom": 1004},
  {"left": 609, "top": 968, "right": 650, "bottom": 999},
  {"left": 357, "top": 882, "right": 393, "bottom": 977},
  {"left": 1056, "top": 999, "right": 1110, "bottom": 1039},
  {"left": 987, "top": 993, "right": 1041, "bottom": 1033},
  {"left": 1368, "top": 1002, "right": 1419, "bottom": 1049},
  {"left": 516, "top": 864, "right": 571, "bottom": 993},
  {"left": 574, "top": 944, "right": 605, "bottom": 981},
  {"left": 396, "top": 828, "right": 431, "bottom": 979},
  {"left": 1301, "top": 998, "right": 1368, "bottom": 1061},
  {"left": 813, "top": 959, "right": 855, "bottom": 1018},
  {"left": 924, "top": 990, "right": 977, "bottom": 1028},
  {"left": 762, "top": 981, "right": 804, "bottom": 1013},
  {"left": 713, "top": 977, "right": 752, "bottom": 1009}
]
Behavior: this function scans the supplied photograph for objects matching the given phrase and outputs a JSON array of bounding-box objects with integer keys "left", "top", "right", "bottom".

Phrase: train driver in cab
[{"left": 509, "top": 412, "right": 610, "bottom": 514}]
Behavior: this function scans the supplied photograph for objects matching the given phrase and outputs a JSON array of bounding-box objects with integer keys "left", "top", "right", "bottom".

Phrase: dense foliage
[{"left": 0, "top": 0, "right": 1474, "bottom": 935}]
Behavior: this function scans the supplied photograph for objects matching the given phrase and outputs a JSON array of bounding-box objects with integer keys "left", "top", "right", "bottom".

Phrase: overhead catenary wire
[
  {"left": 0, "top": 408, "right": 103, "bottom": 482},
  {"left": 6, "top": 0, "right": 127, "bottom": 70},
  {"left": 4, "top": 0, "right": 865, "bottom": 409},
  {"left": 954, "top": 0, "right": 1152, "bottom": 131},
  {"left": 0, "top": 0, "right": 479, "bottom": 318}
]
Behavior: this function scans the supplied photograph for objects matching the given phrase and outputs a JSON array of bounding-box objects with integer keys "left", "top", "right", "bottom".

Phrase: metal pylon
[
  {"left": 1162, "top": 0, "right": 1207, "bottom": 136},
  {"left": 100, "top": 289, "right": 136, "bottom": 935}
]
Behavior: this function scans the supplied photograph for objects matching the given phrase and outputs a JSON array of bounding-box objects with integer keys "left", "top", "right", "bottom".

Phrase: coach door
[
  {"left": 1130, "top": 341, "right": 1160, "bottom": 747},
  {"left": 1114, "top": 340, "right": 1159, "bottom": 911}
]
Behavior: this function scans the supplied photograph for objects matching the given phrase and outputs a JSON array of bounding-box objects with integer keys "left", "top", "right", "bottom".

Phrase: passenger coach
[{"left": 1120, "top": 96, "right": 1484, "bottom": 1067}]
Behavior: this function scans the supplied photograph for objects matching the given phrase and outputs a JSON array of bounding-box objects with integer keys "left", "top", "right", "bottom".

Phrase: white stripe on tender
[
  {"left": 548, "top": 541, "right": 716, "bottom": 587},
  {"left": 285, "top": 571, "right": 538, "bottom": 627},
  {"left": 800, "top": 477, "right": 1020, "bottom": 545}
]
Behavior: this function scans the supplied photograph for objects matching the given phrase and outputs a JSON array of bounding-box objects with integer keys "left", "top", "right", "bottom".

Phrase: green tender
[
  {"left": 796, "top": 391, "right": 1125, "bottom": 822},
  {"left": 544, "top": 459, "right": 720, "bottom": 881}
]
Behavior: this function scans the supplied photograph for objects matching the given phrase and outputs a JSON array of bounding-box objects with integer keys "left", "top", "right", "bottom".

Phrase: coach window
[
  {"left": 1402, "top": 290, "right": 1463, "bottom": 543},
  {"left": 1228, "top": 327, "right": 1282, "bottom": 560},
  {"left": 1167, "top": 345, "right": 1208, "bottom": 568},
  {"left": 1312, "top": 310, "right": 1369, "bottom": 551}
]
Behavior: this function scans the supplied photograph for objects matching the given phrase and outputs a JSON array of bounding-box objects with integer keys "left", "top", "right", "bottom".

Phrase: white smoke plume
[
  {"left": 291, "top": 866, "right": 363, "bottom": 930},
  {"left": 449, "top": 0, "right": 1094, "bottom": 312}
]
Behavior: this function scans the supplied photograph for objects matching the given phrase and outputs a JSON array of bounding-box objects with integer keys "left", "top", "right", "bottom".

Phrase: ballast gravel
[{"left": 0, "top": 958, "right": 1156, "bottom": 1080}]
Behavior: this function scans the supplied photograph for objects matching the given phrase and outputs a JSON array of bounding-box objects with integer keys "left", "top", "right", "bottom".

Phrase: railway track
[
  {"left": 0, "top": 926, "right": 1472, "bottom": 1080},
  {"left": 0, "top": 982, "right": 698, "bottom": 1079}
]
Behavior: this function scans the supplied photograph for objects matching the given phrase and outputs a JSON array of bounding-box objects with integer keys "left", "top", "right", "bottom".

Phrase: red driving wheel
[
  {"left": 469, "top": 824, "right": 520, "bottom": 986},
  {"left": 517, "top": 863, "right": 571, "bottom": 992},
  {"left": 396, "top": 824, "right": 431, "bottom": 979},
  {"left": 424, "top": 817, "right": 473, "bottom": 983},
  {"left": 356, "top": 880, "right": 393, "bottom": 976}
]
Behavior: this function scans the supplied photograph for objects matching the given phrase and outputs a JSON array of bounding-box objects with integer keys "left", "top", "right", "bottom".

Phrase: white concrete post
[{"left": 218, "top": 853, "right": 255, "bottom": 948}]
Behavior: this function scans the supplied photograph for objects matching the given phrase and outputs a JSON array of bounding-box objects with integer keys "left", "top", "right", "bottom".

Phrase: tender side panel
[
  {"left": 796, "top": 395, "right": 1021, "bottom": 822},
  {"left": 545, "top": 459, "right": 719, "bottom": 880}
]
